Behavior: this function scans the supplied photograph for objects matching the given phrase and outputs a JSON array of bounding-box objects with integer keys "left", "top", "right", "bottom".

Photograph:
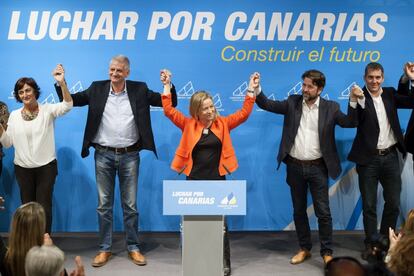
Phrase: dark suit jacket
[
  {"left": 56, "top": 80, "right": 177, "bottom": 158},
  {"left": 348, "top": 86, "right": 414, "bottom": 165},
  {"left": 397, "top": 79, "right": 414, "bottom": 154},
  {"left": 256, "top": 92, "right": 357, "bottom": 180}
]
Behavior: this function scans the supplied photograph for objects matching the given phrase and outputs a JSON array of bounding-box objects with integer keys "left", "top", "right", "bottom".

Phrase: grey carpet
[{"left": 47, "top": 231, "right": 367, "bottom": 275}]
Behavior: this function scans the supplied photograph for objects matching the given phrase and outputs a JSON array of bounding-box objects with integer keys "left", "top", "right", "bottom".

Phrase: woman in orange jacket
[{"left": 160, "top": 70, "right": 257, "bottom": 276}]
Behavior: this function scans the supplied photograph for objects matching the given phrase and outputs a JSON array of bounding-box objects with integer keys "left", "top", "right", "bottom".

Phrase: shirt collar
[
  {"left": 366, "top": 86, "right": 383, "bottom": 98},
  {"left": 110, "top": 81, "right": 127, "bottom": 95},
  {"left": 302, "top": 96, "right": 320, "bottom": 109}
]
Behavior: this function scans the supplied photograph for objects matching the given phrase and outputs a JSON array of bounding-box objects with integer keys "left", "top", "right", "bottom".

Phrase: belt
[
  {"left": 285, "top": 155, "right": 325, "bottom": 166},
  {"left": 92, "top": 143, "right": 139, "bottom": 154},
  {"left": 376, "top": 145, "right": 396, "bottom": 156}
]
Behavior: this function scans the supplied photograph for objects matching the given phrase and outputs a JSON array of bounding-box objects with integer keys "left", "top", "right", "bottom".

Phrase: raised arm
[
  {"left": 54, "top": 66, "right": 90, "bottom": 107},
  {"left": 160, "top": 69, "right": 186, "bottom": 130},
  {"left": 52, "top": 64, "right": 72, "bottom": 103},
  {"left": 395, "top": 63, "right": 414, "bottom": 108},
  {"left": 147, "top": 69, "right": 177, "bottom": 107},
  {"left": 403, "top": 62, "right": 414, "bottom": 85},
  {"left": 50, "top": 64, "right": 73, "bottom": 117},
  {"left": 254, "top": 72, "right": 289, "bottom": 114},
  {"left": 396, "top": 62, "right": 414, "bottom": 96},
  {"left": 225, "top": 73, "right": 256, "bottom": 130}
]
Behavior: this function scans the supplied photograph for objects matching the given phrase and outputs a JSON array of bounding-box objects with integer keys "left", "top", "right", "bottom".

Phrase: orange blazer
[{"left": 162, "top": 94, "right": 255, "bottom": 176}]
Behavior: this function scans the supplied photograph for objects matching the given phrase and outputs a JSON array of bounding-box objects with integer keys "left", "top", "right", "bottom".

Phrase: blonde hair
[
  {"left": 189, "top": 91, "right": 218, "bottom": 120},
  {"left": 6, "top": 202, "right": 46, "bottom": 276},
  {"left": 402, "top": 209, "right": 414, "bottom": 235},
  {"left": 388, "top": 233, "right": 414, "bottom": 276}
]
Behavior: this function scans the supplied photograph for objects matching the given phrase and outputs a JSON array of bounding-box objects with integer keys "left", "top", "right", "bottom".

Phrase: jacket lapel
[
  {"left": 363, "top": 87, "right": 380, "bottom": 129},
  {"left": 292, "top": 97, "right": 303, "bottom": 137},
  {"left": 318, "top": 98, "right": 327, "bottom": 141},
  {"left": 381, "top": 90, "right": 394, "bottom": 124},
  {"left": 126, "top": 81, "right": 138, "bottom": 120},
  {"left": 97, "top": 82, "right": 111, "bottom": 114}
]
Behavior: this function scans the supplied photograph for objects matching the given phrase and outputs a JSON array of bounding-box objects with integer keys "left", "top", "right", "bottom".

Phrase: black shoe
[
  {"left": 361, "top": 246, "right": 372, "bottom": 261},
  {"left": 223, "top": 257, "right": 231, "bottom": 276},
  {"left": 223, "top": 266, "right": 231, "bottom": 276}
]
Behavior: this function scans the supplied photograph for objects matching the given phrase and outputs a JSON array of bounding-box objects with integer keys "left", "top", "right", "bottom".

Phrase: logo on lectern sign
[
  {"left": 163, "top": 180, "right": 246, "bottom": 215},
  {"left": 219, "top": 192, "right": 238, "bottom": 210}
]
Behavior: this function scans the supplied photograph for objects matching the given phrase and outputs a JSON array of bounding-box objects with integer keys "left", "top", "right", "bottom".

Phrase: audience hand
[
  {"left": 389, "top": 227, "right": 402, "bottom": 251},
  {"left": 0, "top": 197, "right": 4, "bottom": 210},
  {"left": 69, "top": 256, "right": 85, "bottom": 276},
  {"left": 43, "top": 233, "right": 53, "bottom": 246}
]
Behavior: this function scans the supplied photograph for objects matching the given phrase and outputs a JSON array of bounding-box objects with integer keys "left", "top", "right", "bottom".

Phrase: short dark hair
[
  {"left": 364, "top": 62, "right": 384, "bottom": 77},
  {"left": 13, "top": 77, "right": 41, "bottom": 103},
  {"left": 302, "top": 69, "right": 326, "bottom": 89}
]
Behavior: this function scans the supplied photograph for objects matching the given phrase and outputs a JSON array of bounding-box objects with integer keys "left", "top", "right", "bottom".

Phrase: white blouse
[{"left": 0, "top": 101, "right": 73, "bottom": 168}]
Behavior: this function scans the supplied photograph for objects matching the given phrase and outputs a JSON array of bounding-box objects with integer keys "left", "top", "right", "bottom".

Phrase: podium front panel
[
  {"left": 182, "top": 215, "right": 224, "bottom": 276},
  {"left": 163, "top": 180, "right": 246, "bottom": 215}
]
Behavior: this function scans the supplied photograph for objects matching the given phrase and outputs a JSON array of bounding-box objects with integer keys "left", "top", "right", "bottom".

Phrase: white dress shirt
[
  {"left": 289, "top": 97, "right": 322, "bottom": 160},
  {"left": 92, "top": 83, "right": 138, "bottom": 148},
  {"left": 367, "top": 88, "right": 397, "bottom": 149}
]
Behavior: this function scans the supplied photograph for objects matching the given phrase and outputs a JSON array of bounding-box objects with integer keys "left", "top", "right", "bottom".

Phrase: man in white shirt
[
  {"left": 55, "top": 55, "right": 177, "bottom": 267},
  {"left": 255, "top": 70, "right": 361, "bottom": 265},
  {"left": 348, "top": 62, "right": 414, "bottom": 259}
]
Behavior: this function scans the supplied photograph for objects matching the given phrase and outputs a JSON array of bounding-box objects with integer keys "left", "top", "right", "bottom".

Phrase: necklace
[{"left": 21, "top": 107, "right": 39, "bottom": 121}]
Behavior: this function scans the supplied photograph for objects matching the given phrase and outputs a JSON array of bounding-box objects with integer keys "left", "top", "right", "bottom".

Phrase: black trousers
[
  {"left": 286, "top": 160, "right": 333, "bottom": 256},
  {"left": 356, "top": 149, "right": 401, "bottom": 246},
  {"left": 14, "top": 159, "right": 58, "bottom": 233}
]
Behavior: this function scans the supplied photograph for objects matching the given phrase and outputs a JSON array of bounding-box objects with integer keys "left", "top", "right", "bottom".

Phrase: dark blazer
[
  {"left": 397, "top": 79, "right": 414, "bottom": 154},
  {"left": 348, "top": 86, "right": 414, "bottom": 165},
  {"left": 56, "top": 80, "right": 177, "bottom": 158},
  {"left": 256, "top": 92, "right": 357, "bottom": 180}
]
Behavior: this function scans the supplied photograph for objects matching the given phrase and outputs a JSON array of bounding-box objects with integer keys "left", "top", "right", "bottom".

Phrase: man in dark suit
[
  {"left": 348, "top": 62, "right": 414, "bottom": 259},
  {"left": 398, "top": 62, "right": 414, "bottom": 157},
  {"left": 55, "top": 55, "right": 177, "bottom": 267},
  {"left": 254, "top": 70, "right": 360, "bottom": 265}
]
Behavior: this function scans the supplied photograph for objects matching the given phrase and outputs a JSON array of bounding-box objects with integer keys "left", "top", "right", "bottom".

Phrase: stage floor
[{"left": 41, "top": 231, "right": 367, "bottom": 275}]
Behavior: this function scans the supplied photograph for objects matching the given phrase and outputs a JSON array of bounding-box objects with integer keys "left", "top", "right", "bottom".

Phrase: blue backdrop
[{"left": 0, "top": 0, "right": 413, "bottom": 232}]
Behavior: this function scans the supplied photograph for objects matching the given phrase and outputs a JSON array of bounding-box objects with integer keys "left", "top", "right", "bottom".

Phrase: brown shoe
[
  {"left": 290, "top": 249, "right": 311, "bottom": 264},
  {"left": 323, "top": 254, "right": 333, "bottom": 264},
  {"left": 128, "top": 251, "right": 147, "bottom": 266},
  {"left": 92, "top": 252, "right": 112, "bottom": 267}
]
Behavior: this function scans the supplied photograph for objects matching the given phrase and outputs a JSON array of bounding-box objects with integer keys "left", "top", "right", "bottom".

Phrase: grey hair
[
  {"left": 110, "top": 55, "right": 130, "bottom": 71},
  {"left": 25, "top": 245, "right": 65, "bottom": 276}
]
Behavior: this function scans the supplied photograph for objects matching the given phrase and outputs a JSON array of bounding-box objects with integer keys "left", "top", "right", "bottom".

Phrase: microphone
[
  {"left": 174, "top": 165, "right": 187, "bottom": 180},
  {"left": 222, "top": 165, "right": 234, "bottom": 180},
  {"left": 178, "top": 165, "right": 187, "bottom": 175}
]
